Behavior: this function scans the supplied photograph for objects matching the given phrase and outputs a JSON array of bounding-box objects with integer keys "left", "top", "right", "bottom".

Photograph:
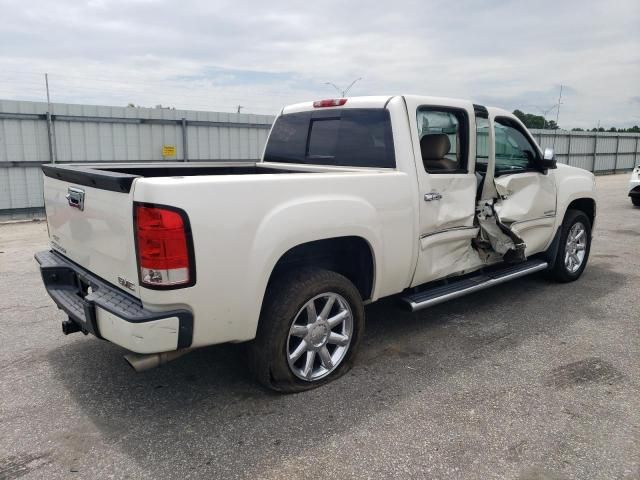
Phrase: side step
[{"left": 400, "top": 259, "right": 548, "bottom": 312}]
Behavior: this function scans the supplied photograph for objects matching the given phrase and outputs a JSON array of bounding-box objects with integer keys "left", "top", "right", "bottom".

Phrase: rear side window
[
  {"left": 264, "top": 109, "right": 396, "bottom": 168},
  {"left": 416, "top": 107, "right": 468, "bottom": 173}
]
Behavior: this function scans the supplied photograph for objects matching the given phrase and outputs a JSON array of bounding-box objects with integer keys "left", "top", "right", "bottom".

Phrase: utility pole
[
  {"left": 44, "top": 73, "right": 56, "bottom": 163},
  {"left": 554, "top": 84, "right": 563, "bottom": 129},
  {"left": 552, "top": 84, "right": 564, "bottom": 149},
  {"left": 236, "top": 105, "right": 243, "bottom": 114},
  {"left": 325, "top": 77, "right": 363, "bottom": 98}
]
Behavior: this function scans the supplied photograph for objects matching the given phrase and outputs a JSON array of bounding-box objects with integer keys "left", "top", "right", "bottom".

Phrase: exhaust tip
[
  {"left": 124, "top": 352, "right": 161, "bottom": 372},
  {"left": 124, "top": 350, "right": 191, "bottom": 373}
]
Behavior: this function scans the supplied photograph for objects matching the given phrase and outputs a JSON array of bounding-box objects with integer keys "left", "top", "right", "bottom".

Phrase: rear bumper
[{"left": 35, "top": 250, "right": 193, "bottom": 353}]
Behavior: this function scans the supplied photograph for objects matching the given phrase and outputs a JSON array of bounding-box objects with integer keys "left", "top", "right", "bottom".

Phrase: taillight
[
  {"left": 313, "top": 98, "right": 347, "bottom": 108},
  {"left": 134, "top": 204, "right": 195, "bottom": 288}
]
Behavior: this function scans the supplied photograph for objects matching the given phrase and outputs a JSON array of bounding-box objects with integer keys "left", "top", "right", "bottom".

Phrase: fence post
[
  {"left": 181, "top": 117, "right": 188, "bottom": 162},
  {"left": 614, "top": 134, "right": 620, "bottom": 172},
  {"left": 592, "top": 134, "right": 598, "bottom": 173},
  {"left": 566, "top": 132, "right": 571, "bottom": 166},
  {"left": 635, "top": 136, "right": 639, "bottom": 168},
  {"left": 45, "top": 111, "right": 55, "bottom": 163}
]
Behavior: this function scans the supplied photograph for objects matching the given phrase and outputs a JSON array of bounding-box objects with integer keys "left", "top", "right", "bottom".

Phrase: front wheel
[
  {"left": 631, "top": 197, "right": 640, "bottom": 207},
  {"left": 548, "top": 209, "right": 592, "bottom": 282},
  {"left": 248, "top": 268, "right": 364, "bottom": 393}
]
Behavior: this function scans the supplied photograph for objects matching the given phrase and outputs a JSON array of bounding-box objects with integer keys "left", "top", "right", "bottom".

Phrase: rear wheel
[
  {"left": 548, "top": 209, "right": 592, "bottom": 282},
  {"left": 248, "top": 268, "right": 364, "bottom": 393}
]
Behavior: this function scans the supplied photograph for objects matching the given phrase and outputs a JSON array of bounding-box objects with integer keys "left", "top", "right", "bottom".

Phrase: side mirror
[{"left": 540, "top": 147, "right": 557, "bottom": 169}]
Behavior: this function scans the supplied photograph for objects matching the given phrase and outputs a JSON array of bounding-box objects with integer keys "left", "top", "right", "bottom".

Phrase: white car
[
  {"left": 36, "top": 95, "right": 597, "bottom": 392},
  {"left": 629, "top": 166, "right": 640, "bottom": 206}
]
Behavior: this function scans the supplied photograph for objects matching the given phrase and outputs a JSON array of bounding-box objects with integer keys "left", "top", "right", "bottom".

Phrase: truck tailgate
[{"left": 43, "top": 175, "right": 140, "bottom": 297}]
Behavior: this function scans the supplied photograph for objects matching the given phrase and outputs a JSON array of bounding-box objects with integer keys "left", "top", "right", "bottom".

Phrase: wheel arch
[
  {"left": 566, "top": 197, "right": 596, "bottom": 228},
  {"left": 265, "top": 236, "right": 376, "bottom": 302},
  {"left": 544, "top": 197, "right": 595, "bottom": 268}
]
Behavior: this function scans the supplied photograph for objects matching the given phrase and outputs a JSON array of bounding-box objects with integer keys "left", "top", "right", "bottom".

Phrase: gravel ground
[{"left": 0, "top": 173, "right": 638, "bottom": 480}]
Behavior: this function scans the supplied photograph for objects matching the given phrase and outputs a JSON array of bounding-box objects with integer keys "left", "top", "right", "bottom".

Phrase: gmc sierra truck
[{"left": 36, "top": 95, "right": 597, "bottom": 392}]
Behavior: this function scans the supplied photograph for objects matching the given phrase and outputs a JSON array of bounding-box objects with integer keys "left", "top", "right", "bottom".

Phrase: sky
[{"left": 0, "top": 0, "right": 638, "bottom": 129}]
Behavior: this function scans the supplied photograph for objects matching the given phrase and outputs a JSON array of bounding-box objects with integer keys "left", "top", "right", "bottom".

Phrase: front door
[
  {"left": 484, "top": 114, "right": 557, "bottom": 255},
  {"left": 405, "top": 99, "right": 483, "bottom": 286}
]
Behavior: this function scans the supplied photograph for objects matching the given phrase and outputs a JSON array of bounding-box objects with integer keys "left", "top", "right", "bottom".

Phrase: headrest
[{"left": 420, "top": 134, "right": 451, "bottom": 160}]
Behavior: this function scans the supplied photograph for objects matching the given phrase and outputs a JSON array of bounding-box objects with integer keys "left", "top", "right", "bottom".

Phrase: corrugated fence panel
[
  {"left": 596, "top": 136, "right": 617, "bottom": 154},
  {"left": 616, "top": 154, "right": 636, "bottom": 170},
  {"left": 569, "top": 155, "right": 594, "bottom": 171},
  {"left": 619, "top": 137, "right": 637, "bottom": 153},
  {"left": 594, "top": 154, "right": 616, "bottom": 171}
]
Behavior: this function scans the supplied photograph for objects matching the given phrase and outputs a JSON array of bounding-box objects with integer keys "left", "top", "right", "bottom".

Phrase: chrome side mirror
[
  {"left": 543, "top": 147, "right": 555, "bottom": 161},
  {"left": 540, "top": 147, "right": 557, "bottom": 169}
]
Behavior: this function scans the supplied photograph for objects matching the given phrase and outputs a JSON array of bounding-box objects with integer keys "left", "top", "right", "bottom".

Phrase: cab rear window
[{"left": 264, "top": 109, "right": 396, "bottom": 168}]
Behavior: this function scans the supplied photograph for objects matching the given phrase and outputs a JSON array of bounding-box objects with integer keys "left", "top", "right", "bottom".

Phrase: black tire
[
  {"left": 247, "top": 268, "right": 365, "bottom": 393},
  {"left": 631, "top": 197, "right": 640, "bottom": 207},
  {"left": 548, "top": 209, "right": 592, "bottom": 282}
]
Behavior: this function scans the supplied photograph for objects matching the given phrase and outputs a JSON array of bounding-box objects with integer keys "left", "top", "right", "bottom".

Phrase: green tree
[{"left": 513, "top": 110, "right": 548, "bottom": 129}]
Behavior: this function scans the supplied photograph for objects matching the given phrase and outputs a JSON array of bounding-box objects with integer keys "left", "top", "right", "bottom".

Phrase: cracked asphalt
[{"left": 0, "top": 173, "right": 638, "bottom": 479}]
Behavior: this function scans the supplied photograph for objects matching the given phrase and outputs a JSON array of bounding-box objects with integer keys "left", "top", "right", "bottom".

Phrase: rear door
[
  {"left": 43, "top": 172, "right": 140, "bottom": 296},
  {"left": 404, "top": 97, "right": 483, "bottom": 285},
  {"left": 484, "top": 114, "right": 557, "bottom": 255}
]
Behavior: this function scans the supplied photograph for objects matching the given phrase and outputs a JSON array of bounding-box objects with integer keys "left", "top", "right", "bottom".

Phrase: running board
[{"left": 400, "top": 259, "right": 548, "bottom": 312}]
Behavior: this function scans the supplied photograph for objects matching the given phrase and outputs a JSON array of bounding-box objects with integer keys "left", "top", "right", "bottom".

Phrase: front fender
[{"left": 549, "top": 165, "right": 597, "bottom": 241}]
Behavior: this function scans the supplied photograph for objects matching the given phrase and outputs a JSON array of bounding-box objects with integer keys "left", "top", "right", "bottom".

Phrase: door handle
[{"left": 424, "top": 192, "right": 442, "bottom": 202}]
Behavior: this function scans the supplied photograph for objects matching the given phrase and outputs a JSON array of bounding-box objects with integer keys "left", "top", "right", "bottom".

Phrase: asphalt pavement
[{"left": 0, "top": 173, "right": 638, "bottom": 479}]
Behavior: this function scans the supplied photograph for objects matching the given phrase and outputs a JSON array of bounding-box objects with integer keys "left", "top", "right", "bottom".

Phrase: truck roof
[
  {"left": 282, "top": 96, "right": 393, "bottom": 114},
  {"left": 281, "top": 95, "right": 507, "bottom": 116}
]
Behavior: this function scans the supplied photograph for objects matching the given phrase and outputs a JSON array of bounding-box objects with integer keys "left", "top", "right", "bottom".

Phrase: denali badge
[
  {"left": 118, "top": 277, "right": 136, "bottom": 291},
  {"left": 66, "top": 187, "right": 85, "bottom": 211}
]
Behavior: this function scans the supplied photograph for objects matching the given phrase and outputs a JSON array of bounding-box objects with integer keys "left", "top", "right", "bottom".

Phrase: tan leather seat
[{"left": 420, "top": 134, "right": 458, "bottom": 171}]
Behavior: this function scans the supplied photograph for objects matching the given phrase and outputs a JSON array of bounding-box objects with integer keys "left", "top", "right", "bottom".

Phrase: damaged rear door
[
  {"left": 477, "top": 111, "right": 557, "bottom": 258},
  {"left": 405, "top": 98, "right": 483, "bottom": 285}
]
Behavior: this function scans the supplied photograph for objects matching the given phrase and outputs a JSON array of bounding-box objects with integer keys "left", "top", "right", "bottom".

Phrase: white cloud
[{"left": 0, "top": 0, "right": 638, "bottom": 127}]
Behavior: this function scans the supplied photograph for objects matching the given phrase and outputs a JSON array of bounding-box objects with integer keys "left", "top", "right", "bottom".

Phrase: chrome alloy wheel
[
  {"left": 564, "top": 222, "right": 587, "bottom": 273},
  {"left": 286, "top": 292, "right": 353, "bottom": 382}
]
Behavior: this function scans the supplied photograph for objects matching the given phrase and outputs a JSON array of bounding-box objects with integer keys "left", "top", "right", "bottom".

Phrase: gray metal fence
[
  {"left": 1, "top": 98, "right": 639, "bottom": 221},
  {"left": 530, "top": 129, "right": 640, "bottom": 173},
  {"left": 0, "top": 99, "right": 275, "bottom": 221}
]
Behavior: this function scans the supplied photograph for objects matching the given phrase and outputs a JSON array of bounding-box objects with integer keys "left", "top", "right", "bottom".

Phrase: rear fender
[{"left": 247, "top": 196, "right": 383, "bottom": 336}]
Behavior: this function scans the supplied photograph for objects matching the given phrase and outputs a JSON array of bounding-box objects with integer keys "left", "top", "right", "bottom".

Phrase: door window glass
[
  {"left": 416, "top": 108, "right": 468, "bottom": 173},
  {"left": 494, "top": 119, "right": 538, "bottom": 175},
  {"left": 475, "top": 117, "right": 539, "bottom": 175}
]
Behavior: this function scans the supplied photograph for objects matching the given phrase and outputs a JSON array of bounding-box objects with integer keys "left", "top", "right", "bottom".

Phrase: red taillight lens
[
  {"left": 313, "top": 98, "right": 347, "bottom": 108},
  {"left": 134, "top": 204, "right": 193, "bottom": 287}
]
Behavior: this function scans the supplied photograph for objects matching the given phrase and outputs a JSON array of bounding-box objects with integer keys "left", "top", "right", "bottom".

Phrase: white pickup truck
[{"left": 37, "top": 95, "right": 597, "bottom": 392}]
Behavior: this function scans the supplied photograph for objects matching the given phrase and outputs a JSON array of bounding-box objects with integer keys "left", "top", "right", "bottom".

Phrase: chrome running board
[{"left": 401, "top": 259, "right": 548, "bottom": 312}]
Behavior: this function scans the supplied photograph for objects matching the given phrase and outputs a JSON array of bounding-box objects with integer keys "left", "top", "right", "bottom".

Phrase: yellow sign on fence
[{"left": 162, "top": 145, "right": 177, "bottom": 157}]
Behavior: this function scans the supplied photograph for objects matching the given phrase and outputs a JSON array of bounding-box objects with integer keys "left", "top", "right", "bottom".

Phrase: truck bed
[{"left": 41, "top": 162, "right": 306, "bottom": 193}]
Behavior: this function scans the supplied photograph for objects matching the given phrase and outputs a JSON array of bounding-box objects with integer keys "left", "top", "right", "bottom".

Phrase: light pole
[{"left": 324, "top": 77, "right": 363, "bottom": 98}]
